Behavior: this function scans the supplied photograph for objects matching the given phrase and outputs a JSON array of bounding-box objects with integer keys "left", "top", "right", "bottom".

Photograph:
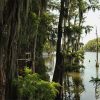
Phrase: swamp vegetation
[{"left": 0, "top": 0, "right": 100, "bottom": 100}]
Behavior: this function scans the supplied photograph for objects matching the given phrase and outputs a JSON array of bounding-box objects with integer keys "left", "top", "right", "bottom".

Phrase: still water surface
[
  {"left": 81, "top": 52, "right": 100, "bottom": 100},
  {"left": 45, "top": 52, "right": 100, "bottom": 100}
]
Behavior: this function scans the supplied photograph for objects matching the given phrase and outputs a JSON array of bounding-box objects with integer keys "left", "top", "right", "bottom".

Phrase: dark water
[{"left": 44, "top": 52, "right": 100, "bottom": 100}]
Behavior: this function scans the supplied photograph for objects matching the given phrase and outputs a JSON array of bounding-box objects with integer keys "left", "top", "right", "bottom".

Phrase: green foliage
[
  {"left": 84, "top": 25, "right": 93, "bottom": 34},
  {"left": 24, "top": 67, "right": 32, "bottom": 75},
  {"left": 65, "top": 64, "right": 84, "bottom": 72},
  {"left": 90, "top": 77, "right": 100, "bottom": 84},
  {"left": 63, "top": 48, "right": 84, "bottom": 72},
  {"left": 84, "top": 38, "right": 100, "bottom": 52},
  {"left": 64, "top": 48, "right": 84, "bottom": 63},
  {"left": 88, "top": 0, "right": 100, "bottom": 11},
  {"left": 48, "top": 0, "right": 60, "bottom": 10},
  {"left": 13, "top": 67, "right": 60, "bottom": 100},
  {"left": 35, "top": 58, "right": 50, "bottom": 80},
  {"left": 34, "top": 11, "right": 56, "bottom": 54},
  {"left": 72, "top": 26, "right": 82, "bottom": 34},
  {"left": 43, "top": 39, "right": 55, "bottom": 54},
  {"left": 18, "top": 12, "right": 39, "bottom": 51},
  {"left": 74, "top": 49, "right": 84, "bottom": 61}
]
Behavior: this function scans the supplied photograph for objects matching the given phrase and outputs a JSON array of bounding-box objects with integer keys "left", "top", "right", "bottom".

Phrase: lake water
[
  {"left": 81, "top": 52, "right": 100, "bottom": 100},
  {"left": 45, "top": 52, "right": 100, "bottom": 100}
]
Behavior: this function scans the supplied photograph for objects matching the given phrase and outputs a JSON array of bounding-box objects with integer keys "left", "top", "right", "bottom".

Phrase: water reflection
[
  {"left": 95, "top": 67, "right": 99, "bottom": 100},
  {"left": 63, "top": 71, "right": 85, "bottom": 100},
  {"left": 44, "top": 54, "right": 85, "bottom": 100},
  {"left": 44, "top": 52, "right": 100, "bottom": 100},
  {"left": 44, "top": 54, "right": 56, "bottom": 80},
  {"left": 90, "top": 67, "right": 100, "bottom": 100}
]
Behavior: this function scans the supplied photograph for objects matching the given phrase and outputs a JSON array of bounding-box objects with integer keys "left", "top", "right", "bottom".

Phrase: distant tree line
[{"left": 84, "top": 38, "right": 100, "bottom": 52}]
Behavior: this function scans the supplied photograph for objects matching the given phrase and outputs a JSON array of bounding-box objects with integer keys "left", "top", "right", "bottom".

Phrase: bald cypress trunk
[
  {"left": 53, "top": 0, "right": 64, "bottom": 99},
  {"left": 96, "top": 28, "right": 99, "bottom": 67},
  {"left": 0, "top": 0, "right": 32, "bottom": 99}
]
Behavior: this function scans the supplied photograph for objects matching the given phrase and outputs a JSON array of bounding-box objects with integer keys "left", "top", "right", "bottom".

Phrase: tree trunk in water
[
  {"left": 96, "top": 27, "right": 99, "bottom": 67},
  {"left": 53, "top": 0, "right": 64, "bottom": 99}
]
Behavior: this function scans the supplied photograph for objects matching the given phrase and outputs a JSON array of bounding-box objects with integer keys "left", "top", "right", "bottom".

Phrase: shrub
[{"left": 13, "top": 67, "right": 60, "bottom": 100}]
